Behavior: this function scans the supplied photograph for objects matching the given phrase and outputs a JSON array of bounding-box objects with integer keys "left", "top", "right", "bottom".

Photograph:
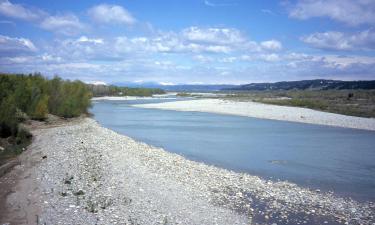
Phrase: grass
[{"left": 222, "top": 90, "right": 375, "bottom": 118}]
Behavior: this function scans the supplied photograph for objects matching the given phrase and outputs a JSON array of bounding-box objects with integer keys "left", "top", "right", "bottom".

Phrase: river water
[{"left": 91, "top": 98, "right": 375, "bottom": 202}]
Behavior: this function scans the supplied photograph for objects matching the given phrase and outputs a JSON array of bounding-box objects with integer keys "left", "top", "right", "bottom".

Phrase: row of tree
[
  {"left": 88, "top": 84, "right": 165, "bottom": 97},
  {"left": 0, "top": 73, "right": 92, "bottom": 139}
]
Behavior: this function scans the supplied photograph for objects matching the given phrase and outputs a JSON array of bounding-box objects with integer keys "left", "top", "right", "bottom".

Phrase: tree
[{"left": 32, "top": 95, "right": 49, "bottom": 120}]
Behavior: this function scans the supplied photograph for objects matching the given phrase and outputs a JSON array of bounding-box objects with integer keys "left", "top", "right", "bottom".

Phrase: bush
[
  {"left": 0, "top": 73, "right": 92, "bottom": 121},
  {"left": 0, "top": 73, "right": 92, "bottom": 160},
  {"left": 15, "top": 108, "right": 29, "bottom": 122},
  {"left": 15, "top": 124, "right": 32, "bottom": 145}
]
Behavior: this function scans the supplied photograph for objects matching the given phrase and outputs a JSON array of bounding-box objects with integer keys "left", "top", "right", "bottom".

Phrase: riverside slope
[
  {"left": 1, "top": 118, "right": 374, "bottom": 224},
  {"left": 134, "top": 99, "right": 375, "bottom": 131}
]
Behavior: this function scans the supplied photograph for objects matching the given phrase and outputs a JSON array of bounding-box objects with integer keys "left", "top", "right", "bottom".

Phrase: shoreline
[
  {"left": 133, "top": 98, "right": 375, "bottom": 131},
  {"left": 0, "top": 118, "right": 374, "bottom": 224}
]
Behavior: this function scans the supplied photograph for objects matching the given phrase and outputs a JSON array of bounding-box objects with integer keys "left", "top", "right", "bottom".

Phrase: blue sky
[{"left": 0, "top": 0, "right": 374, "bottom": 84}]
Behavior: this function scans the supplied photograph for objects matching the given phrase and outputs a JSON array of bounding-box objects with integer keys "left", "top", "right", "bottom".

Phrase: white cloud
[
  {"left": 77, "top": 36, "right": 104, "bottom": 44},
  {"left": 86, "top": 81, "right": 107, "bottom": 86},
  {"left": 115, "top": 31, "right": 235, "bottom": 54},
  {"left": 288, "top": 0, "right": 375, "bottom": 26},
  {"left": 0, "top": 20, "right": 15, "bottom": 25},
  {"left": 284, "top": 52, "right": 312, "bottom": 61},
  {"left": 40, "top": 14, "right": 86, "bottom": 36},
  {"left": 259, "top": 53, "right": 280, "bottom": 62},
  {"left": 301, "top": 29, "right": 375, "bottom": 51},
  {"left": 0, "top": 0, "right": 46, "bottom": 21},
  {"left": 158, "top": 81, "right": 175, "bottom": 85},
  {"left": 261, "top": 40, "right": 282, "bottom": 51},
  {"left": 318, "top": 55, "right": 375, "bottom": 69},
  {"left": 112, "top": 26, "right": 276, "bottom": 54},
  {"left": 219, "top": 56, "right": 237, "bottom": 63},
  {"left": 88, "top": 4, "right": 136, "bottom": 25},
  {"left": 204, "top": 0, "right": 237, "bottom": 7},
  {"left": 41, "top": 53, "right": 62, "bottom": 63},
  {"left": 181, "top": 26, "right": 246, "bottom": 45},
  {"left": 0, "top": 35, "right": 37, "bottom": 55},
  {"left": 0, "top": 1, "right": 85, "bottom": 36},
  {"left": 193, "top": 54, "right": 214, "bottom": 62},
  {"left": 261, "top": 9, "right": 275, "bottom": 15}
]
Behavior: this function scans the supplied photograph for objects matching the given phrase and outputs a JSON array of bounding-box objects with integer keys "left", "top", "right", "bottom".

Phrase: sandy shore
[
  {"left": 134, "top": 99, "right": 375, "bottom": 131},
  {"left": 0, "top": 118, "right": 374, "bottom": 224}
]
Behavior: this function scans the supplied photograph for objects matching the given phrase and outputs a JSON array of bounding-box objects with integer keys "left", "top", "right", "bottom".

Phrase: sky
[{"left": 0, "top": 0, "right": 374, "bottom": 85}]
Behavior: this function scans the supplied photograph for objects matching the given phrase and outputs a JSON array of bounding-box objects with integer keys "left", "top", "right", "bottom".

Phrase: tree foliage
[
  {"left": 0, "top": 73, "right": 92, "bottom": 138},
  {"left": 88, "top": 84, "right": 165, "bottom": 97}
]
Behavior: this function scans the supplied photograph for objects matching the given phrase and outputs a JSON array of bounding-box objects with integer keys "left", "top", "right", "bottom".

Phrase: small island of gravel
[
  {"left": 134, "top": 98, "right": 375, "bottom": 131},
  {"left": 1, "top": 117, "right": 374, "bottom": 225}
]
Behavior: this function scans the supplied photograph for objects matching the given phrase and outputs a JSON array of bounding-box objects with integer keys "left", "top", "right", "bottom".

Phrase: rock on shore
[{"left": 1, "top": 118, "right": 374, "bottom": 225}]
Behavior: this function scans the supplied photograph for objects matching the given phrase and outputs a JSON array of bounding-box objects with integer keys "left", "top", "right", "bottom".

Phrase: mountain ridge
[{"left": 224, "top": 79, "right": 375, "bottom": 91}]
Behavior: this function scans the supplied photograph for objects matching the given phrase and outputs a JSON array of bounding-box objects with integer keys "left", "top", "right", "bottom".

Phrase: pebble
[{"left": 32, "top": 118, "right": 375, "bottom": 225}]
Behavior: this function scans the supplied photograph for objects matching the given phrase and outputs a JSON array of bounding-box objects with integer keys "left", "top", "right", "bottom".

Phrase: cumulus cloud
[
  {"left": 88, "top": 4, "right": 136, "bottom": 25},
  {"left": 260, "top": 40, "right": 282, "bottom": 51},
  {"left": 113, "top": 26, "right": 277, "bottom": 54},
  {"left": 218, "top": 56, "right": 237, "bottom": 63},
  {"left": 301, "top": 29, "right": 375, "bottom": 51},
  {"left": 181, "top": 27, "right": 246, "bottom": 45},
  {"left": 0, "top": 0, "right": 46, "bottom": 21},
  {"left": 46, "top": 36, "right": 114, "bottom": 61},
  {"left": 40, "top": 14, "right": 86, "bottom": 36},
  {"left": 76, "top": 36, "right": 104, "bottom": 44},
  {"left": 114, "top": 31, "right": 236, "bottom": 54},
  {"left": 259, "top": 53, "right": 280, "bottom": 62},
  {"left": 286, "top": 54, "right": 375, "bottom": 80},
  {"left": 288, "top": 0, "right": 375, "bottom": 26},
  {"left": 0, "top": 35, "right": 37, "bottom": 56},
  {"left": 0, "top": 1, "right": 86, "bottom": 36},
  {"left": 193, "top": 54, "right": 214, "bottom": 62}
]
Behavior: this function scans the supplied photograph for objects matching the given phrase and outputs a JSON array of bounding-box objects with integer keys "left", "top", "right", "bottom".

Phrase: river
[{"left": 91, "top": 98, "right": 375, "bottom": 202}]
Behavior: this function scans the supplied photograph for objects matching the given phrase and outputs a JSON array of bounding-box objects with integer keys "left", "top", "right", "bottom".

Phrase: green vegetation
[
  {"left": 0, "top": 73, "right": 92, "bottom": 164},
  {"left": 223, "top": 90, "right": 375, "bottom": 118},
  {"left": 88, "top": 84, "right": 165, "bottom": 97},
  {"left": 176, "top": 92, "right": 191, "bottom": 97}
]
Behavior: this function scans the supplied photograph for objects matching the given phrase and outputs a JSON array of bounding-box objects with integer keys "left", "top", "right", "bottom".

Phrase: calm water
[{"left": 91, "top": 98, "right": 375, "bottom": 202}]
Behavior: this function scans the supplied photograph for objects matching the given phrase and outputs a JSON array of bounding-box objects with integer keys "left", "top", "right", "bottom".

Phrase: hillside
[
  {"left": 225, "top": 79, "right": 375, "bottom": 91},
  {"left": 112, "top": 82, "right": 238, "bottom": 92}
]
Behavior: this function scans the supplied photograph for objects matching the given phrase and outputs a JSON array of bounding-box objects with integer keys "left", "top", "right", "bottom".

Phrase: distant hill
[
  {"left": 159, "top": 84, "right": 238, "bottom": 92},
  {"left": 225, "top": 79, "right": 375, "bottom": 91},
  {"left": 112, "top": 82, "right": 238, "bottom": 92}
]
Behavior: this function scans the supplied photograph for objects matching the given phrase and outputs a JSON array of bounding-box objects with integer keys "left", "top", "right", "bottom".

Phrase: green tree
[{"left": 32, "top": 95, "right": 49, "bottom": 120}]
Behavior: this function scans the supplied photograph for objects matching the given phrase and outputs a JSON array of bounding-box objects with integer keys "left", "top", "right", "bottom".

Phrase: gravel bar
[
  {"left": 2, "top": 118, "right": 374, "bottom": 225},
  {"left": 133, "top": 99, "right": 375, "bottom": 131}
]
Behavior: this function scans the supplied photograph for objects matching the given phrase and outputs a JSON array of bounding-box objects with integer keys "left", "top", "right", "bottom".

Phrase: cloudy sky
[{"left": 0, "top": 0, "right": 374, "bottom": 84}]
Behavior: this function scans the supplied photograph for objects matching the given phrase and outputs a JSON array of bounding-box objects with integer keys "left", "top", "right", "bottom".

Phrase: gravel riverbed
[
  {"left": 1, "top": 118, "right": 374, "bottom": 225},
  {"left": 134, "top": 99, "right": 375, "bottom": 131}
]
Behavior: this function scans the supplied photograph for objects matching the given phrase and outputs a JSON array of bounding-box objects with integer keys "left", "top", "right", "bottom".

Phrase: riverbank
[
  {"left": 1, "top": 118, "right": 374, "bottom": 224},
  {"left": 134, "top": 98, "right": 375, "bottom": 131}
]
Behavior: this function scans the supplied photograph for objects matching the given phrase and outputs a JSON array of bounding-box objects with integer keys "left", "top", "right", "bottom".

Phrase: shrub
[
  {"left": 15, "top": 124, "right": 32, "bottom": 145},
  {"left": 0, "top": 73, "right": 93, "bottom": 161}
]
